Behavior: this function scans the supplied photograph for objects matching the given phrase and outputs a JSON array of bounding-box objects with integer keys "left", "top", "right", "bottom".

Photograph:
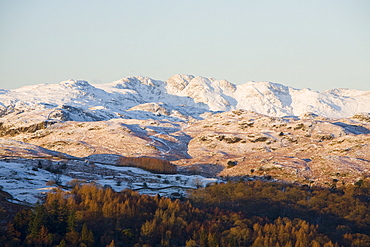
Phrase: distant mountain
[{"left": 0, "top": 74, "right": 369, "bottom": 122}]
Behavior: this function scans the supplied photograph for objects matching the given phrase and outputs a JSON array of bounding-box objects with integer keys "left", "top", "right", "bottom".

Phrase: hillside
[{"left": 0, "top": 75, "right": 369, "bottom": 204}]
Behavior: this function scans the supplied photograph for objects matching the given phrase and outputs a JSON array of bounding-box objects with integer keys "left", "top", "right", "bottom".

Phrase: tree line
[{"left": 1, "top": 179, "right": 370, "bottom": 246}]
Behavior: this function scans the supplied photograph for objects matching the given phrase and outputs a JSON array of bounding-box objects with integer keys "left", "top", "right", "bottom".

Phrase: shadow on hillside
[
  {"left": 120, "top": 123, "right": 192, "bottom": 160},
  {"left": 177, "top": 163, "right": 225, "bottom": 178},
  {"left": 333, "top": 122, "right": 370, "bottom": 135}
]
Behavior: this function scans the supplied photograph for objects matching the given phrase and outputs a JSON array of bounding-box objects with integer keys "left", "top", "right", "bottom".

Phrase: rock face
[{"left": 0, "top": 75, "right": 370, "bottom": 187}]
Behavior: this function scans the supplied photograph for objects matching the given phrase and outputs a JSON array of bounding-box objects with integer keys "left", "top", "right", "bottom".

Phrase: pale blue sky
[{"left": 0, "top": 0, "right": 369, "bottom": 91}]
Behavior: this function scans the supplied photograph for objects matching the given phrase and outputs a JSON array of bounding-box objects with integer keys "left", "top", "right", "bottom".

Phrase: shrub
[
  {"left": 46, "top": 180, "right": 56, "bottom": 186},
  {"left": 227, "top": 160, "right": 237, "bottom": 168}
]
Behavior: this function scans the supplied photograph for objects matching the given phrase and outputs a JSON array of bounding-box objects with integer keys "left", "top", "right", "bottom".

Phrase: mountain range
[{"left": 1, "top": 74, "right": 369, "bottom": 123}]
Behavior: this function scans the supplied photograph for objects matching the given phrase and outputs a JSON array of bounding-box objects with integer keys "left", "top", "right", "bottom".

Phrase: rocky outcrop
[
  {"left": 0, "top": 121, "right": 57, "bottom": 137},
  {"left": 352, "top": 113, "right": 370, "bottom": 122}
]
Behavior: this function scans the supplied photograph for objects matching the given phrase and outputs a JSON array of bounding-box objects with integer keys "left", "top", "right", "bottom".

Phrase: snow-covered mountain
[{"left": 0, "top": 74, "right": 369, "bottom": 122}]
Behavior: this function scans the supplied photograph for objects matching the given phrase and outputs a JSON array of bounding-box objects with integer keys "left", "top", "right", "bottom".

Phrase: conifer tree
[
  {"left": 80, "top": 223, "right": 95, "bottom": 246},
  {"left": 57, "top": 239, "right": 67, "bottom": 247},
  {"left": 28, "top": 204, "right": 47, "bottom": 239},
  {"left": 185, "top": 239, "right": 197, "bottom": 247},
  {"left": 67, "top": 210, "right": 77, "bottom": 233},
  {"left": 106, "top": 239, "right": 116, "bottom": 247}
]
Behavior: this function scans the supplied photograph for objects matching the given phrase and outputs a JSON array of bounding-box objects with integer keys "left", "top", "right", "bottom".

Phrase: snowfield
[{"left": 0, "top": 161, "right": 71, "bottom": 204}]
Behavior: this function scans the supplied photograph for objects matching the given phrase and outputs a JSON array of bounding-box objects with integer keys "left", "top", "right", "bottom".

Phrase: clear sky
[{"left": 0, "top": 0, "right": 369, "bottom": 91}]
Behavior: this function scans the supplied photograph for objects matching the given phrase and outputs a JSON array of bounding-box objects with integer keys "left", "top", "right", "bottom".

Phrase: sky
[{"left": 0, "top": 0, "right": 369, "bottom": 91}]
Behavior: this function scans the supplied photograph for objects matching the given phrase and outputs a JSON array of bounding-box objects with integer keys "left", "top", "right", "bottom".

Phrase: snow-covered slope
[
  {"left": 0, "top": 75, "right": 369, "bottom": 122},
  {"left": 0, "top": 158, "right": 217, "bottom": 205}
]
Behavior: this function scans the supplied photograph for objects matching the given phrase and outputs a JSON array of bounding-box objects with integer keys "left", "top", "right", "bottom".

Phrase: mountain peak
[{"left": 60, "top": 79, "right": 91, "bottom": 88}]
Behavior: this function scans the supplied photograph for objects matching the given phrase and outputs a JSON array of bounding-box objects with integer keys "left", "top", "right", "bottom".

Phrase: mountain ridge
[{"left": 0, "top": 74, "right": 369, "bottom": 123}]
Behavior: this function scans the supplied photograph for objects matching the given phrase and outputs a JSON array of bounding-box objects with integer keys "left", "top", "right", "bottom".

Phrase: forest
[
  {"left": 1, "top": 179, "right": 370, "bottom": 247},
  {"left": 118, "top": 157, "right": 177, "bottom": 174}
]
